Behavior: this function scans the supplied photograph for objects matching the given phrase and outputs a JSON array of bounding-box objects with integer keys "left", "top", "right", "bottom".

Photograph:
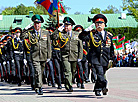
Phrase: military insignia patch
[{"left": 106, "top": 36, "right": 111, "bottom": 47}]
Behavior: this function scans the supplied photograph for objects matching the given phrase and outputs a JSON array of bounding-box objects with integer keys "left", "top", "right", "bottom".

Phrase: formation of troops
[{"left": 0, "top": 14, "right": 114, "bottom": 96}]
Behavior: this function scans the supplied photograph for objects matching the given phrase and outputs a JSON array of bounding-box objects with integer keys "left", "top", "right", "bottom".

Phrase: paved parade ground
[{"left": 0, "top": 67, "right": 138, "bottom": 102}]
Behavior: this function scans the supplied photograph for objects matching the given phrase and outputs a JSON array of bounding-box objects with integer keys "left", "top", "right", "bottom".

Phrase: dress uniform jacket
[
  {"left": 21, "top": 28, "right": 51, "bottom": 61},
  {"left": 51, "top": 29, "right": 83, "bottom": 61},
  {"left": 0, "top": 46, "right": 6, "bottom": 62},
  {"left": 79, "top": 30, "right": 114, "bottom": 66},
  {"left": 12, "top": 38, "right": 26, "bottom": 60},
  {"left": 6, "top": 39, "right": 14, "bottom": 61}
]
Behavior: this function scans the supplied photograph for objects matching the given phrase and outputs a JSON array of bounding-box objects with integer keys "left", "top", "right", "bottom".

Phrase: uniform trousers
[
  {"left": 33, "top": 61, "right": 45, "bottom": 88},
  {"left": 14, "top": 54, "right": 26, "bottom": 81},
  {"left": 63, "top": 61, "right": 77, "bottom": 89},
  {"left": 53, "top": 58, "right": 61, "bottom": 86},
  {"left": 93, "top": 64, "right": 107, "bottom": 92}
]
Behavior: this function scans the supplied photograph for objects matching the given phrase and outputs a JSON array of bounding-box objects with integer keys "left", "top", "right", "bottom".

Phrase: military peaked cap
[
  {"left": 74, "top": 25, "right": 84, "bottom": 31},
  {"left": 14, "top": 27, "right": 22, "bottom": 33},
  {"left": 31, "top": 14, "right": 44, "bottom": 23},
  {"left": 63, "top": 17, "right": 75, "bottom": 25},
  {"left": 92, "top": 14, "right": 107, "bottom": 23}
]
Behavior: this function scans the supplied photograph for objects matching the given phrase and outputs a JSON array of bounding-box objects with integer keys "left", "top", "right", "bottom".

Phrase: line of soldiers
[{"left": 0, "top": 14, "right": 114, "bottom": 96}]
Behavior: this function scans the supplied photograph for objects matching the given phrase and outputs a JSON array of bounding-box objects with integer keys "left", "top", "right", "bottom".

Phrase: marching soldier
[
  {"left": 0, "top": 40, "right": 7, "bottom": 82},
  {"left": 11, "top": 27, "right": 27, "bottom": 86},
  {"left": 23, "top": 31, "right": 35, "bottom": 89},
  {"left": 51, "top": 17, "right": 83, "bottom": 92},
  {"left": 4, "top": 35, "right": 14, "bottom": 83},
  {"left": 0, "top": 41, "right": 6, "bottom": 82},
  {"left": 49, "top": 27, "right": 62, "bottom": 89},
  {"left": 21, "top": 14, "right": 51, "bottom": 95},
  {"left": 73, "top": 25, "right": 86, "bottom": 89},
  {"left": 79, "top": 14, "right": 114, "bottom": 96},
  {"left": 9, "top": 30, "right": 17, "bottom": 84}
]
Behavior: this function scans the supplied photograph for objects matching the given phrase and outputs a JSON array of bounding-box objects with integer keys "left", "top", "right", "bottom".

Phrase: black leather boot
[
  {"left": 38, "top": 88, "right": 43, "bottom": 95},
  {"left": 95, "top": 91, "right": 101, "bottom": 96}
]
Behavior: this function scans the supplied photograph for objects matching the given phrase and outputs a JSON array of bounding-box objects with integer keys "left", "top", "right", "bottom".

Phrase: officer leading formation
[
  {"left": 79, "top": 14, "right": 114, "bottom": 96},
  {"left": 0, "top": 14, "right": 115, "bottom": 96}
]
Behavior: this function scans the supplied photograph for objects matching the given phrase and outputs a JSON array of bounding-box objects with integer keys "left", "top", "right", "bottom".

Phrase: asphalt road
[{"left": 0, "top": 67, "right": 138, "bottom": 102}]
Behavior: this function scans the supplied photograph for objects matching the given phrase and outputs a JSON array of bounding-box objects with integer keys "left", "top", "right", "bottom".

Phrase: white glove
[
  {"left": 109, "top": 60, "right": 113, "bottom": 63},
  {"left": 24, "top": 22, "right": 33, "bottom": 30},
  {"left": 58, "top": 24, "right": 64, "bottom": 32},
  {"left": 77, "top": 59, "right": 82, "bottom": 62},
  {"left": 23, "top": 59, "right": 27, "bottom": 65},
  {"left": 7, "top": 61, "right": 10, "bottom": 64},
  {"left": 47, "top": 59, "right": 50, "bottom": 62},
  {"left": 12, "top": 59, "right": 14, "bottom": 63},
  {"left": 85, "top": 23, "right": 95, "bottom": 31},
  {"left": 3, "top": 61, "right": 6, "bottom": 65}
]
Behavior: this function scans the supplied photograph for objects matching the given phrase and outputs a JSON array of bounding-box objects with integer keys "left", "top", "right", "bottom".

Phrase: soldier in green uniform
[
  {"left": 51, "top": 17, "right": 83, "bottom": 92},
  {"left": 21, "top": 14, "right": 51, "bottom": 95}
]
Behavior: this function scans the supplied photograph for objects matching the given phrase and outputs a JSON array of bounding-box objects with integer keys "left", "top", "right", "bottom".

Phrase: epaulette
[{"left": 107, "top": 31, "right": 113, "bottom": 36}]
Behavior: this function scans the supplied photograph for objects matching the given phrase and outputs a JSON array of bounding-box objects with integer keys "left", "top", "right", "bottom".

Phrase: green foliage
[
  {"left": 89, "top": 5, "right": 120, "bottom": 14},
  {"left": 122, "top": 0, "right": 138, "bottom": 21},
  {"left": 89, "top": 7, "right": 101, "bottom": 14},
  {"left": 44, "top": 17, "right": 57, "bottom": 29},
  {"left": 2, "top": 7, "right": 16, "bottom": 15},
  {"left": 1, "top": 3, "right": 48, "bottom": 15},
  {"left": 101, "top": 5, "right": 121, "bottom": 14}
]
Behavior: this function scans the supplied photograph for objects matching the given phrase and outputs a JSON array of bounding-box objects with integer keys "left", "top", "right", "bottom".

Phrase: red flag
[
  {"left": 57, "top": 1, "right": 66, "bottom": 14},
  {"left": 112, "top": 36, "right": 118, "bottom": 40},
  {"left": 118, "top": 36, "right": 125, "bottom": 43},
  {"left": 124, "top": 40, "right": 130, "bottom": 45},
  {"left": 116, "top": 44, "right": 123, "bottom": 50}
]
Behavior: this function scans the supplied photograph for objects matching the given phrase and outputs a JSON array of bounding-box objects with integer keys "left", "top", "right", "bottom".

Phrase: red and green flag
[
  {"left": 57, "top": 1, "right": 66, "bottom": 14},
  {"left": 113, "top": 43, "right": 116, "bottom": 50},
  {"left": 116, "top": 43, "right": 124, "bottom": 50},
  {"left": 124, "top": 40, "right": 130, "bottom": 45},
  {"left": 112, "top": 36, "right": 118, "bottom": 40},
  {"left": 118, "top": 36, "right": 125, "bottom": 43}
]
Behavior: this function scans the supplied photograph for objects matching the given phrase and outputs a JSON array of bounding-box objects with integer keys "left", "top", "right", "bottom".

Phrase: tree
[
  {"left": 101, "top": 5, "right": 121, "bottom": 14},
  {"left": 122, "top": 0, "right": 138, "bottom": 21},
  {"left": 74, "top": 11, "right": 82, "bottom": 15},
  {"left": 89, "top": 7, "right": 101, "bottom": 14},
  {"left": 14, "top": 4, "right": 28, "bottom": 15},
  {"left": 1, "top": 3, "right": 48, "bottom": 15},
  {"left": 2, "top": 7, "right": 16, "bottom": 15}
]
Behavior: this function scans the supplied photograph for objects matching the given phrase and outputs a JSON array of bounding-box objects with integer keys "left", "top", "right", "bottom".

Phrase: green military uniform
[
  {"left": 51, "top": 17, "right": 83, "bottom": 92},
  {"left": 21, "top": 15, "right": 51, "bottom": 95},
  {"left": 30, "top": 29, "right": 51, "bottom": 88}
]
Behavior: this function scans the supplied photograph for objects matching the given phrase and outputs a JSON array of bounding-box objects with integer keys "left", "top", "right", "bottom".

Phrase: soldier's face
[
  {"left": 16, "top": 32, "right": 20, "bottom": 38},
  {"left": 64, "top": 24, "right": 72, "bottom": 32},
  {"left": 13, "top": 34, "right": 16, "bottom": 38},
  {"left": 34, "top": 22, "right": 41, "bottom": 31},
  {"left": 95, "top": 22, "right": 105, "bottom": 32}
]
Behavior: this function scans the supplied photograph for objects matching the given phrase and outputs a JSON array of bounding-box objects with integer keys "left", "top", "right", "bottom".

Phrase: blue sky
[{"left": 0, "top": 0, "right": 127, "bottom": 14}]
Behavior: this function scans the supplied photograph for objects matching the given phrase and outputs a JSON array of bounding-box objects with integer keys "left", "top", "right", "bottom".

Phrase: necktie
[{"left": 37, "top": 31, "right": 39, "bottom": 38}]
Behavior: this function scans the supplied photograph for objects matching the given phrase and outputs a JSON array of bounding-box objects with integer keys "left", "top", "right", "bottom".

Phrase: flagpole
[{"left": 57, "top": 10, "right": 59, "bottom": 28}]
